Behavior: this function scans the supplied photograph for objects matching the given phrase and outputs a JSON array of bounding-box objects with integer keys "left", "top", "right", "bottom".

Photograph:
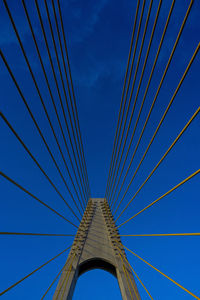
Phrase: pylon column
[{"left": 53, "top": 198, "right": 140, "bottom": 300}]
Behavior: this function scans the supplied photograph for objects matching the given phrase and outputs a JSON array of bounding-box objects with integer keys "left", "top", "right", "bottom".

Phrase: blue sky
[{"left": 0, "top": 0, "right": 200, "bottom": 299}]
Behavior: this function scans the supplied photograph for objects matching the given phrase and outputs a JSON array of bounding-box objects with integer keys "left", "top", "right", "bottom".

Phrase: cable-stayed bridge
[{"left": 0, "top": 0, "right": 200, "bottom": 299}]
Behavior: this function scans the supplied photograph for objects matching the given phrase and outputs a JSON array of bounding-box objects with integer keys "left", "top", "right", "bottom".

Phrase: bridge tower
[{"left": 53, "top": 198, "right": 140, "bottom": 299}]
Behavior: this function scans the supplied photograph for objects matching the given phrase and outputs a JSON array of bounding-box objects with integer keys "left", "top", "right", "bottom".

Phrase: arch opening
[
  {"left": 73, "top": 267, "right": 122, "bottom": 299},
  {"left": 78, "top": 258, "right": 117, "bottom": 278}
]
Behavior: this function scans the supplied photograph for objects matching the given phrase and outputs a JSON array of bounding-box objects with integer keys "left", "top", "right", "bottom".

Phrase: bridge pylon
[{"left": 53, "top": 198, "right": 141, "bottom": 299}]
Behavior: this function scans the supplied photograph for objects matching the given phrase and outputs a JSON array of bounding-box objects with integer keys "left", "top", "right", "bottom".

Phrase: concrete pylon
[{"left": 53, "top": 198, "right": 140, "bottom": 299}]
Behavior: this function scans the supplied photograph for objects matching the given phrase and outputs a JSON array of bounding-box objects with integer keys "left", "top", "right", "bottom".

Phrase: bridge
[{"left": 0, "top": 0, "right": 200, "bottom": 299}]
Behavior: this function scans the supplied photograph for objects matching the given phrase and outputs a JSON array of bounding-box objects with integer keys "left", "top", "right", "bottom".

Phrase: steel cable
[
  {"left": 107, "top": 0, "right": 146, "bottom": 203},
  {"left": 114, "top": 1, "right": 196, "bottom": 216},
  {"left": 43, "top": 0, "right": 88, "bottom": 205},
  {"left": 0, "top": 111, "right": 80, "bottom": 222},
  {"left": 111, "top": 0, "right": 164, "bottom": 210},
  {"left": 57, "top": 0, "right": 91, "bottom": 199},
  {"left": 105, "top": 0, "right": 141, "bottom": 201}
]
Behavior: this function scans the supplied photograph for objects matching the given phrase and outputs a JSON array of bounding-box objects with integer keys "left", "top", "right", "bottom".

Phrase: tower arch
[{"left": 53, "top": 198, "right": 140, "bottom": 300}]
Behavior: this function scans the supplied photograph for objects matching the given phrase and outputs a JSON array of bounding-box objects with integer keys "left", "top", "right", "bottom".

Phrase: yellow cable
[
  {"left": 113, "top": 0, "right": 195, "bottom": 217},
  {"left": 116, "top": 106, "right": 199, "bottom": 222},
  {"left": 116, "top": 41, "right": 200, "bottom": 222},
  {"left": 108, "top": 0, "right": 146, "bottom": 202},
  {"left": 117, "top": 245, "right": 153, "bottom": 299},
  {"left": 0, "top": 232, "right": 75, "bottom": 237},
  {"left": 0, "top": 246, "right": 71, "bottom": 296},
  {"left": 57, "top": 0, "right": 91, "bottom": 198},
  {"left": 120, "top": 233, "right": 200, "bottom": 237},
  {"left": 111, "top": 0, "right": 162, "bottom": 210},
  {"left": 105, "top": 0, "right": 140, "bottom": 201},
  {"left": 117, "top": 169, "right": 200, "bottom": 228},
  {"left": 60, "top": 253, "right": 76, "bottom": 300},
  {"left": 117, "top": 248, "right": 140, "bottom": 300},
  {"left": 0, "top": 171, "right": 77, "bottom": 228},
  {"left": 54, "top": 203, "right": 92, "bottom": 299},
  {"left": 122, "top": 262, "right": 134, "bottom": 300},
  {"left": 55, "top": 252, "right": 76, "bottom": 300},
  {"left": 125, "top": 267, "right": 139, "bottom": 300},
  {"left": 123, "top": 245, "right": 200, "bottom": 300},
  {"left": 117, "top": 249, "right": 135, "bottom": 300},
  {"left": 41, "top": 261, "right": 68, "bottom": 299},
  {"left": 109, "top": 0, "right": 153, "bottom": 205}
]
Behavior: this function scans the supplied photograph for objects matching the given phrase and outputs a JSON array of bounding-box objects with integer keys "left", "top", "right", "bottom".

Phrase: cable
[
  {"left": 52, "top": 0, "right": 89, "bottom": 203},
  {"left": 117, "top": 169, "right": 200, "bottom": 228},
  {"left": 103, "top": 204, "right": 140, "bottom": 300},
  {"left": 21, "top": 0, "right": 85, "bottom": 211},
  {"left": 122, "top": 261, "right": 134, "bottom": 300},
  {"left": 114, "top": 41, "right": 200, "bottom": 218},
  {"left": 57, "top": 0, "right": 91, "bottom": 199},
  {"left": 41, "top": 260, "right": 68, "bottom": 299},
  {"left": 113, "top": 0, "right": 194, "bottom": 214},
  {"left": 50, "top": 0, "right": 88, "bottom": 206},
  {"left": 105, "top": 0, "right": 140, "bottom": 200},
  {"left": 54, "top": 252, "right": 76, "bottom": 300},
  {"left": 118, "top": 250, "right": 138, "bottom": 300},
  {"left": 120, "top": 233, "right": 200, "bottom": 237},
  {"left": 115, "top": 107, "right": 199, "bottom": 220},
  {"left": 107, "top": 0, "right": 146, "bottom": 203},
  {"left": 114, "top": 106, "right": 199, "bottom": 220},
  {"left": 123, "top": 245, "right": 200, "bottom": 300},
  {"left": 34, "top": 0, "right": 88, "bottom": 208},
  {"left": 43, "top": 0, "right": 88, "bottom": 205},
  {"left": 111, "top": 0, "right": 163, "bottom": 209},
  {"left": 41, "top": 205, "right": 92, "bottom": 300},
  {"left": 112, "top": 0, "right": 175, "bottom": 211},
  {"left": 0, "top": 245, "right": 72, "bottom": 296},
  {"left": 109, "top": 0, "right": 154, "bottom": 205},
  {"left": 60, "top": 253, "right": 76, "bottom": 300},
  {"left": 0, "top": 171, "right": 78, "bottom": 228},
  {"left": 3, "top": 0, "right": 84, "bottom": 215},
  {"left": 117, "top": 245, "right": 153, "bottom": 300},
  {"left": 0, "top": 232, "right": 75, "bottom": 237},
  {"left": 0, "top": 112, "right": 80, "bottom": 223}
]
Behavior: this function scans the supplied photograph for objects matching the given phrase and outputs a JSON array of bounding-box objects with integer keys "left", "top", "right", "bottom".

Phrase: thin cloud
[{"left": 63, "top": 0, "right": 109, "bottom": 44}]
